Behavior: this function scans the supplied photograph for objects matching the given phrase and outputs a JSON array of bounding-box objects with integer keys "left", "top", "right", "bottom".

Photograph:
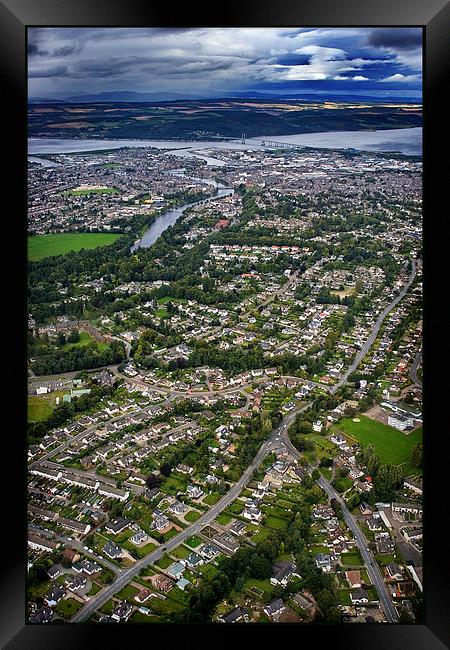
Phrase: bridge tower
[{"left": 241, "top": 132, "right": 246, "bottom": 144}]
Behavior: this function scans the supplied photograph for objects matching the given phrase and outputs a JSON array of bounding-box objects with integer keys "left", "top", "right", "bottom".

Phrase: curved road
[
  {"left": 409, "top": 348, "right": 422, "bottom": 389},
  {"left": 316, "top": 476, "right": 398, "bottom": 622},
  {"left": 330, "top": 260, "right": 416, "bottom": 395},
  {"left": 70, "top": 260, "right": 417, "bottom": 622},
  {"left": 71, "top": 436, "right": 273, "bottom": 621}
]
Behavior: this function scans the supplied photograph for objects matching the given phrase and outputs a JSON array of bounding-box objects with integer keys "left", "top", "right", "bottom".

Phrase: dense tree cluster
[{"left": 30, "top": 339, "right": 126, "bottom": 375}]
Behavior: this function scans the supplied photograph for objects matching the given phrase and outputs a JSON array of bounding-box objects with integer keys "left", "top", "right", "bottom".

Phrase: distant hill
[
  {"left": 28, "top": 97, "right": 422, "bottom": 140},
  {"left": 29, "top": 90, "right": 422, "bottom": 105}
]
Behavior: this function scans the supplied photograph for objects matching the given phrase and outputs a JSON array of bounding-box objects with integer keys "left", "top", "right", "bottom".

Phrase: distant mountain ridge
[{"left": 29, "top": 90, "right": 422, "bottom": 104}]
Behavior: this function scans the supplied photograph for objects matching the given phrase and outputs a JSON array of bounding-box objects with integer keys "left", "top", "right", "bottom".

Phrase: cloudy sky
[{"left": 28, "top": 27, "right": 422, "bottom": 99}]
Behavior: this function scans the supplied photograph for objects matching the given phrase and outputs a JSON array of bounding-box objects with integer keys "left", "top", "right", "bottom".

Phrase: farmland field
[
  {"left": 28, "top": 232, "right": 122, "bottom": 261},
  {"left": 334, "top": 416, "right": 422, "bottom": 476}
]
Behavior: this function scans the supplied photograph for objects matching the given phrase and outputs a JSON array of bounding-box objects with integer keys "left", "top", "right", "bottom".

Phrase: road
[
  {"left": 277, "top": 263, "right": 419, "bottom": 622},
  {"left": 70, "top": 259, "right": 416, "bottom": 621},
  {"left": 71, "top": 436, "right": 273, "bottom": 621},
  {"left": 409, "top": 348, "right": 422, "bottom": 388},
  {"left": 29, "top": 394, "right": 177, "bottom": 467},
  {"left": 330, "top": 260, "right": 417, "bottom": 395},
  {"left": 317, "top": 476, "right": 398, "bottom": 622}
]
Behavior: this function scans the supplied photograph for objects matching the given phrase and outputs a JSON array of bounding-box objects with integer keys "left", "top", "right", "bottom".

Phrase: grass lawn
[
  {"left": 244, "top": 578, "right": 274, "bottom": 597},
  {"left": 185, "top": 535, "right": 202, "bottom": 548},
  {"left": 155, "top": 555, "right": 173, "bottom": 570},
  {"left": 310, "top": 545, "right": 332, "bottom": 555},
  {"left": 147, "top": 595, "right": 187, "bottom": 617},
  {"left": 157, "top": 296, "right": 188, "bottom": 305},
  {"left": 337, "top": 589, "right": 352, "bottom": 605},
  {"left": 216, "top": 513, "right": 232, "bottom": 526},
  {"left": 341, "top": 551, "right": 363, "bottom": 567},
  {"left": 123, "top": 540, "right": 157, "bottom": 559},
  {"left": 28, "top": 389, "right": 66, "bottom": 423},
  {"left": 197, "top": 563, "right": 219, "bottom": 580},
  {"left": 170, "top": 545, "right": 191, "bottom": 560},
  {"left": 99, "top": 600, "right": 113, "bottom": 615},
  {"left": 304, "top": 434, "right": 336, "bottom": 460},
  {"left": 28, "top": 232, "right": 122, "bottom": 261},
  {"left": 184, "top": 510, "right": 201, "bottom": 523},
  {"left": 161, "top": 475, "right": 187, "bottom": 494},
  {"left": 367, "top": 586, "right": 379, "bottom": 601},
  {"left": 62, "top": 187, "right": 119, "bottom": 196},
  {"left": 63, "top": 331, "right": 108, "bottom": 352},
  {"left": 28, "top": 396, "right": 53, "bottom": 422},
  {"left": 320, "top": 468, "right": 332, "bottom": 481},
  {"left": 250, "top": 527, "right": 274, "bottom": 543},
  {"left": 97, "top": 569, "right": 115, "bottom": 585},
  {"left": 87, "top": 582, "right": 102, "bottom": 596},
  {"left": 203, "top": 493, "right": 221, "bottom": 506},
  {"left": 264, "top": 516, "right": 289, "bottom": 530},
  {"left": 116, "top": 584, "right": 140, "bottom": 601},
  {"left": 335, "top": 416, "right": 422, "bottom": 476},
  {"left": 226, "top": 502, "right": 244, "bottom": 515},
  {"left": 129, "top": 612, "right": 161, "bottom": 623},
  {"left": 332, "top": 476, "right": 353, "bottom": 493},
  {"left": 375, "top": 553, "right": 397, "bottom": 566},
  {"left": 54, "top": 598, "right": 83, "bottom": 619},
  {"left": 162, "top": 527, "right": 180, "bottom": 541}
]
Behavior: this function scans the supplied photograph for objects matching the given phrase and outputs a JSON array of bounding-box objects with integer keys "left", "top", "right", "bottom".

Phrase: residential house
[
  {"left": 218, "top": 607, "right": 249, "bottom": 623},
  {"left": 264, "top": 598, "right": 286, "bottom": 619},
  {"left": 111, "top": 602, "right": 133, "bottom": 622},
  {"left": 386, "top": 563, "right": 403, "bottom": 581},
  {"left": 167, "top": 562, "right": 185, "bottom": 580},
  {"left": 44, "top": 585, "right": 66, "bottom": 607},
  {"left": 130, "top": 530, "right": 149, "bottom": 546},
  {"left": 345, "top": 570, "right": 362, "bottom": 588},
  {"left": 103, "top": 541, "right": 122, "bottom": 560},
  {"left": 105, "top": 518, "right": 130, "bottom": 535},
  {"left": 270, "top": 561, "right": 301, "bottom": 586},
  {"left": 350, "top": 588, "right": 369, "bottom": 605}
]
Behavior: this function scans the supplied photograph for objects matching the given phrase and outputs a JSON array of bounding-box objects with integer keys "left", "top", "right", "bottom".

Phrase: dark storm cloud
[
  {"left": 366, "top": 29, "right": 422, "bottom": 50},
  {"left": 74, "top": 56, "right": 152, "bottom": 75},
  {"left": 273, "top": 53, "right": 311, "bottom": 66},
  {"left": 28, "top": 64, "right": 68, "bottom": 78},
  {"left": 27, "top": 27, "right": 422, "bottom": 98},
  {"left": 54, "top": 44, "right": 82, "bottom": 57},
  {"left": 28, "top": 43, "right": 49, "bottom": 56}
]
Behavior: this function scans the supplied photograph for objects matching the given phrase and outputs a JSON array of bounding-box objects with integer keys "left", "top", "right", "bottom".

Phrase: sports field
[
  {"left": 61, "top": 187, "right": 118, "bottom": 196},
  {"left": 334, "top": 415, "right": 422, "bottom": 476},
  {"left": 28, "top": 232, "right": 122, "bottom": 261}
]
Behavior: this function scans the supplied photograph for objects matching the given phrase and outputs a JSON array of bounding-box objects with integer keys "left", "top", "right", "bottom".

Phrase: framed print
[{"left": 1, "top": 0, "right": 449, "bottom": 648}]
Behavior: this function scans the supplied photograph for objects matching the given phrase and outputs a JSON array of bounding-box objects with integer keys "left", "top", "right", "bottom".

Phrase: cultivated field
[{"left": 28, "top": 232, "right": 122, "bottom": 261}]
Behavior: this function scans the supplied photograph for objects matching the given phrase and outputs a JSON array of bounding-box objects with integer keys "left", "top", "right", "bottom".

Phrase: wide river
[
  {"left": 28, "top": 127, "right": 421, "bottom": 250},
  {"left": 131, "top": 183, "right": 234, "bottom": 251},
  {"left": 28, "top": 126, "right": 422, "bottom": 159}
]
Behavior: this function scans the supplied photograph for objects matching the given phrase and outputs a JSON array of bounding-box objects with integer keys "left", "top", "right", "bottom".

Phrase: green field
[
  {"left": 54, "top": 598, "right": 83, "bottom": 619},
  {"left": 62, "top": 331, "right": 107, "bottom": 350},
  {"left": 216, "top": 513, "right": 233, "bottom": 526},
  {"left": 28, "top": 232, "right": 122, "bottom": 261},
  {"left": 62, "top": 187, "right": 119, "bottom": 196},
  {"left": 28, "top": 389, "right": 66, "bottom": 423},
  {"left": 335, "top": 416, "right": 422, "bottom": 476},
  {"left": 203, "top": 493, "right": 221, "bottom": 506}
]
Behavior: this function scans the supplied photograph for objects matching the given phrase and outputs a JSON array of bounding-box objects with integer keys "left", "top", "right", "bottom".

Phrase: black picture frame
[{"left": 1, "top": 1, "right": 449, "bottom": 648}]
